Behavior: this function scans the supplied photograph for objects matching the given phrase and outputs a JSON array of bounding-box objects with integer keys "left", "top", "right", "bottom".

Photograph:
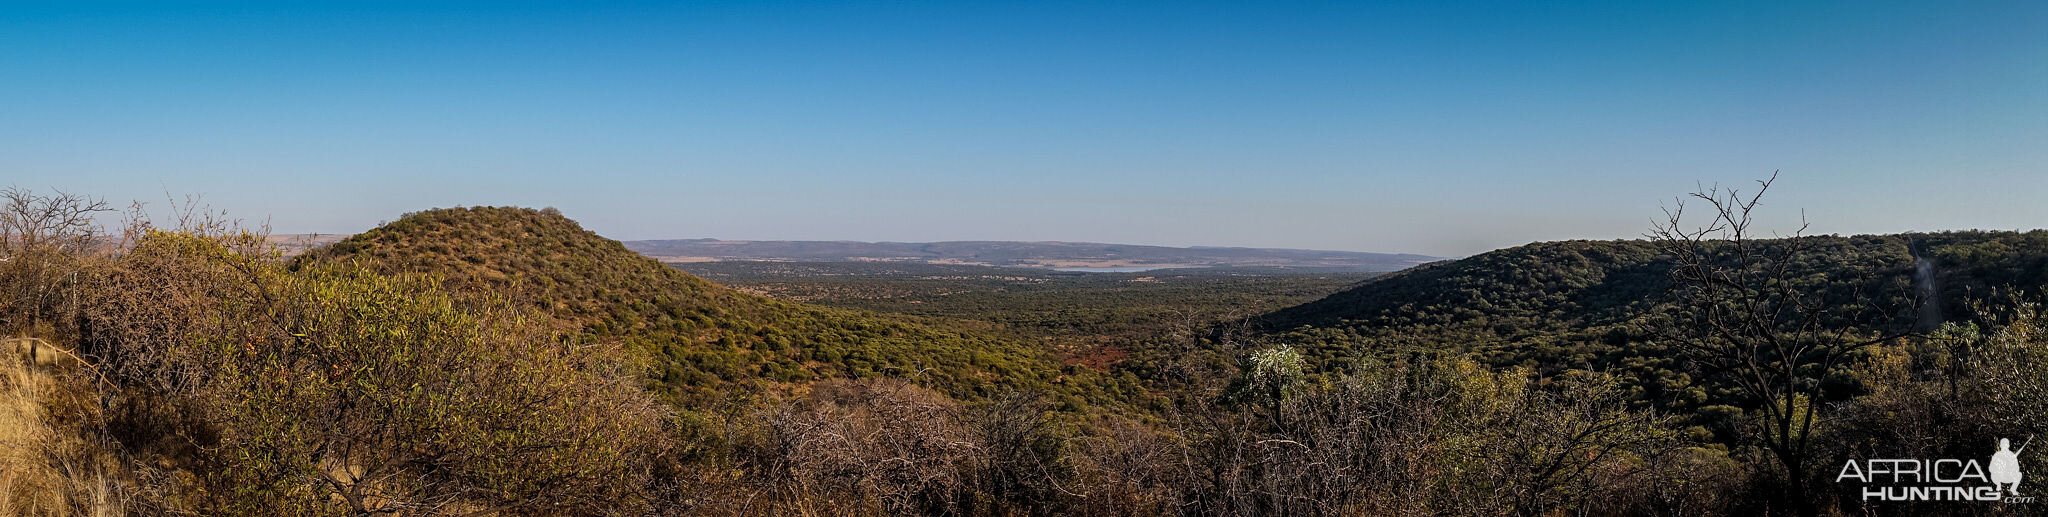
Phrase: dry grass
[{"left": 1, "top": 337, "right": 129, "bottom": 516}]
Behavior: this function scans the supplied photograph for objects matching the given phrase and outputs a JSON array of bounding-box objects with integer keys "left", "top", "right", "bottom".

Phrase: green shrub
[{"left": 85, "top": 230, "right": 669, "bottom": 515}]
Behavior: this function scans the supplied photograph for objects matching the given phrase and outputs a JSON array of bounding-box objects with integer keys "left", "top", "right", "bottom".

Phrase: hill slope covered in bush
[
  {"left": 294, "top": 207, "right": 1103, "bottom": 405},
  {"left": 1251, "top": 231, "right": 2048, "bottom": 409}
]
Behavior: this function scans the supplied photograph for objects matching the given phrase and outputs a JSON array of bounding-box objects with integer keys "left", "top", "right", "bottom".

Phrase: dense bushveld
[
  {"left": 293, "top": 207, "right": 1118, "bottom": 408},
  {"left": 2, "top": 184, "right": 2046, "bottom": 515},
  {"left": 674, "top": 260, "right": 1381, "bottom": 351}
]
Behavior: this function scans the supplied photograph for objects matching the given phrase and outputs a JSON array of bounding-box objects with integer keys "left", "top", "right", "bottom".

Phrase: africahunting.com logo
[{"left": 1836, "top": 436, "right": 2034, "bottom": 503}]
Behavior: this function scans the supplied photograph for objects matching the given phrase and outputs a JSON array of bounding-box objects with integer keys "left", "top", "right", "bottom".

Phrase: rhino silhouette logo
[{"left": 1992, "top": 436, "right": 2032, "bottom": 497}]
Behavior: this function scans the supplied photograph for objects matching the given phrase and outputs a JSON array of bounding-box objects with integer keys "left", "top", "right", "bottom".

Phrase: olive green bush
[{"left": 84, "top": 230, "right": 669, "bottom": 515}]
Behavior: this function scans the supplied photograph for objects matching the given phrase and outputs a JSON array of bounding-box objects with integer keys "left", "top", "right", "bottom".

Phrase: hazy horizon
[
  {"left": 265, "top": 221, "right": 1450, "bottom": 257},
  {"left": 9, "top": 2, "right": 2046, "bottom": 257},
  {"left": 257, "top": 206, "right": 2048, "bottom": 259}
]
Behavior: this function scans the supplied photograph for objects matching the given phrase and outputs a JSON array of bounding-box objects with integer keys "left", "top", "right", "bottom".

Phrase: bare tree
[
  {"left": 1646, "top": 173, "right": 1913, "bottom": 513},
  {"left": 0, "top": 187, "right": 114, "bottom": 335},
  {"left": 741, "top": 378, "right": 983, "bottom": 515}
]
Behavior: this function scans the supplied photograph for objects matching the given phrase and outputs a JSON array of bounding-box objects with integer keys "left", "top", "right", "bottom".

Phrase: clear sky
[{"left": 5, "top": 1, "right": 2045, "bottom": 257}]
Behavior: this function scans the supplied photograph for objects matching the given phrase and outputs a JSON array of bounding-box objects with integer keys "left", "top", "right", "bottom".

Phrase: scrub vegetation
[{"left": 3, "top": 180, "right": 2046, "bottom": 515}]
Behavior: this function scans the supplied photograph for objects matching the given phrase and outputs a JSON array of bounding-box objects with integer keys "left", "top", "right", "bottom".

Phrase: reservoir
[{"left": 1050, "top": 266, "right": 1195, "bottom": 273}]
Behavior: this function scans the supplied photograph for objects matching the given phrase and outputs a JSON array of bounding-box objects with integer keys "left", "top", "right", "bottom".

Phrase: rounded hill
[{"left": 294, "top": 206, "right": 1084, "bottom": 404}]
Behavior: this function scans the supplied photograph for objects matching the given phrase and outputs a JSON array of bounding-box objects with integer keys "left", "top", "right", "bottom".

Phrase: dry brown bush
[{"left": 748, "top": 378, "right": 981, "bottom": 515}]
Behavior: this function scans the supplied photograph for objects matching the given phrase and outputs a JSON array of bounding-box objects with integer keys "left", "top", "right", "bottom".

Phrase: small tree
[
  {"left": 1243, "top": 345, "right": 1306, "bottom": 424},
  {"left": 0, "top": 186, "right": 112, "bottom": 334},
  {"left": 1646, "top": 173, "right": 1913, "bottom": 513}
]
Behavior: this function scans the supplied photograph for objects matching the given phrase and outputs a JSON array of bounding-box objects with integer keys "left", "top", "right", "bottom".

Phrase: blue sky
[{"left": 4, "top": 1, "right": 2045, "bottom": 256}]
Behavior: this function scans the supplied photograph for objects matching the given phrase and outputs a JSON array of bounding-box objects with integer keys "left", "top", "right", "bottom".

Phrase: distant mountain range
[
  {"left": 620, "top": 238, "right": 1443, "bottom": 271},
  {"left": 266, "top": 232, "right": 1441, "bottom": 271}
]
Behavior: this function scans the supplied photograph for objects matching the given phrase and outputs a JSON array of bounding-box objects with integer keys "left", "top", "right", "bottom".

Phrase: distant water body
[{"left": 1050, "top": 266, "right": 1196, "bottom": 273}]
